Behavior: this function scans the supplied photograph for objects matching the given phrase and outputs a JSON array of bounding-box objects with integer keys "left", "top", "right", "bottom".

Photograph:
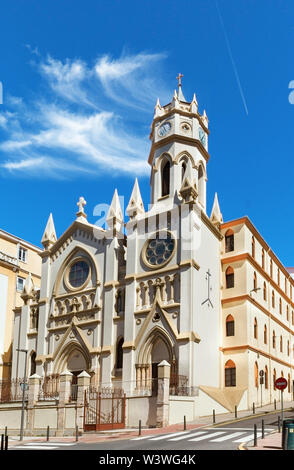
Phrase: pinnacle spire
[
  {"left": 176, "top": 73, "right": 186, "bottom": 101},
  {"left": 126, "top": 178, "right": 145, "bottom": 219},
  {"left": 106, "top": 189, "right": 123, "bottom": 230},
  {"left": 210, "top": 193, "right": 223, "bottom": 226},
  {"left": 21, "top": 272, "right": 34, "bottom": 300},
  {"left": 41, "top": 213, "right": 57, "bottom": 249}
]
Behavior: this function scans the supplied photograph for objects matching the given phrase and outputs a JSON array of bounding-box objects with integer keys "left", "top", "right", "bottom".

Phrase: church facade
[{"left": 11, "top": 80, "right": 294, "bottom": 417}]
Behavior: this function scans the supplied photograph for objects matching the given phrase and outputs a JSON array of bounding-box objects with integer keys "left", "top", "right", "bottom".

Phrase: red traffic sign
[{"left": 275, "top": 377, "right": 288, "bottom": 390}]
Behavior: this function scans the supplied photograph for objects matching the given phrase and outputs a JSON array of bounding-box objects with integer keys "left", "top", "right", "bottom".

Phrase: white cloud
[{"left": 0, "top": 50, "right": 170, "bottom": 178}]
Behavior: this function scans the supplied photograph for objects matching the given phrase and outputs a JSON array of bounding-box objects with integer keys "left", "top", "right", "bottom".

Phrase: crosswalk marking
[
  {"left": 149, "top": 431, "right": 188, "bottom": 441},
  {"left": 210, "top": 431, "right": 246, "bottom": 442},
  {"left": 13, "top": 445, "right": 59, "bottom": 450},
  {"left": 168, "top": 431, "right": 207, "bottom": 441},
  {"left": 25, "top": 442, "right": 75, "bottom": 446},
  {"left": 188, "top": 431, "right": 225, "bottom": 442},
  {"left": 234, "top": 432, "right": 262, "bottom": 443}
]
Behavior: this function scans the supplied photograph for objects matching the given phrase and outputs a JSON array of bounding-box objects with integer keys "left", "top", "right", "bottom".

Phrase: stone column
[
  {"left": 56, "top": 370, "right": 73, "bottom": 436},
  {"left": 27, "top": 374, "right": 41, "bottom": 435},
  {"left": 156, "top": 360, "right": 171, "bottom": 428},
  {"left": 76, "top": 371, "right": 91, "bottom": 430}
]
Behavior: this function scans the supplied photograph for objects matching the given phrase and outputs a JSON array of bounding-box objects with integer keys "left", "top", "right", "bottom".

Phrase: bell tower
[{"left": 148, "top": 75, "right": 210, "bottom": 213}]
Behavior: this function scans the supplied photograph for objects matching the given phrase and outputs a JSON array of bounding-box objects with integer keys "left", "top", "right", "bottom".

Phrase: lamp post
[{"left": 16, "top": 348, "right": 28, "bottom": 441}]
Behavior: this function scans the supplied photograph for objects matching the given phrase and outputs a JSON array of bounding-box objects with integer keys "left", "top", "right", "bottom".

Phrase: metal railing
[
  {"left": 0, "top": 379, "right": 27, "bottom": 403},
  {"left": 38, "top": 374, "right": 60, "bottom": 401}
]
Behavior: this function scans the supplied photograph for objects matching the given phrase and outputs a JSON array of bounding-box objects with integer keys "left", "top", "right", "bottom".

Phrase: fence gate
[{"left": 84, "top": 387, "right": 126, "bottom": 431}]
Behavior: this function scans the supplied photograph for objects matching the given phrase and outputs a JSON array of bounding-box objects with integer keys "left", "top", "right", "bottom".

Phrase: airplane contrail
[{"left": 215, "top": 0, "right": 249, "bottom": 116}]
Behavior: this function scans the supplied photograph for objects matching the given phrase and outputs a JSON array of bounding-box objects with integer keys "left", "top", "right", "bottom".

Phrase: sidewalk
[
  {"left": 5, "top": 399, "right": 294, "bottom": 448},
  {"left": 244, "top": 431, "right": 282, "bottom": 451}
]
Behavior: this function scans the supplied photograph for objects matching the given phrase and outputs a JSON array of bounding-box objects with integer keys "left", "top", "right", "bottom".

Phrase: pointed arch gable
[
  {"left": 53, "top": 245, "right": 100, "bottom": 296},
  {"left": 53, "top": 339, "right": 91, "bottom": 374},
  {"left": 153, "top": 152, "right": 173, "bottom": 172},
  {"left": 175, "top": 150, "right": 197, "bottom": 169},
  {"left": 137, "top": 325, "right": 174, "bottom": 365}
]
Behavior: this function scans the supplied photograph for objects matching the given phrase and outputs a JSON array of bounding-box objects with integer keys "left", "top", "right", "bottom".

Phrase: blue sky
[{"left": 0, "top": 0, "right": 294, "bottom": 265}]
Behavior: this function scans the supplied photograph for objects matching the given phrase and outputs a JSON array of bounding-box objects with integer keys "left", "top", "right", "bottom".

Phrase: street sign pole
[
  {"left": 275, "top": 377, "right": 287, "bottom": 425},
  {"left": 281, "top": 389, "right": 284, "bottom": 424}
]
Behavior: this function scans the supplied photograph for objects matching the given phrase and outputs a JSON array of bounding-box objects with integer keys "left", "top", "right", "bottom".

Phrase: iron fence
[
  {"left": 38, "top": 374, "right": 60, "bottom": 401},
  {"left": 0, "top": 379, "right": 28, "bottom": 402}
]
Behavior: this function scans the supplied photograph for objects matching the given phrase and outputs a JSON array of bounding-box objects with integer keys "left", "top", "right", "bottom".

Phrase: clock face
[
  {"left": 199, "top": 127, "right": 206, "bottom": 146},
  {"left": 158, "top": 122, "right": 171, "bottom": 137}
]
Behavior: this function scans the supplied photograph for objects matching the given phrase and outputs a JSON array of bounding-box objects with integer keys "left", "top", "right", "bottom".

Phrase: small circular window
[
  {"left": 144, "top": 233, "right": 175, "bottom": 268},
  {"left": 68, "top": 260, "right": 90, "bottom": 288}
]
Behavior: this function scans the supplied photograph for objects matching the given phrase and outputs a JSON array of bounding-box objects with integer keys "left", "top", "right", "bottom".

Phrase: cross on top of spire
[
  {"left": 176, "top": 73, "right": 184, "bottom": 87},
  {"left": 77, "top": 196, "right": 86, "bottom": 213}
]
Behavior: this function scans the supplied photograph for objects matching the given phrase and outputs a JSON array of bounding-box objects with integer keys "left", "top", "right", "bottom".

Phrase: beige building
[
  {"left": 0, "top": 229, "right": 42, "bottom": 380},
  {"left": 221, "top": 217, "right": 294, "bottom": 407}
]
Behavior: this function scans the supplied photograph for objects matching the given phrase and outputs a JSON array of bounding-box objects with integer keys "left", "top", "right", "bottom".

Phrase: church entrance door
[{"left": 83, "top": 387, "right": 126, "bottom": 431}]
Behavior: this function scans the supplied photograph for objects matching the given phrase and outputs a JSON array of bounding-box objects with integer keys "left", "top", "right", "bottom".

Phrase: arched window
[
  {"left": 264, "top": 325, "right": 267, "bottom": 344},
  {"left": 277, "top": 269, "right": 280, "bottom": 286},
  {"left": 225, "top": 229, "right": 234, "bottom": 253},
  {"left": 181, "top": 161, "right": 187, "bottom": 181},
  {"left": 265, "top": 366, "right": 268, "bottom": 389},
  {"left": 251, "top": 236, "right": 255, "bottom": 258},
  {"left": 263, "top": 282, "right": 267, "bottom": 301},
  {"left": 254, "top": 362, "right": 259, "bottom": 388},
  {"left": 270, "top": 259, "right": 273, "bottom": 278},
  {"left": 226, "top": 266, "right": 234, "bottom": 289},
  {"left": 30, "top": 351, "right": 36, "bottom": 376},
  {"left": 115, "top": 337, "right": 124, "bottom": 370},
  {"left": 226, "top": 315, "right": 235, "bottom": 336},
  {"left": 161, "top": 160, "right": 170, "bottom": 197},
  {"left": 225, "top": 360, "right": 236, "bottom": 387},
  {"left": 273, "top": 331, "right": 276, "bottom": 349},
  {"left": 116, "top": 288, "right": 125, "bottom": 314},
  {"left": 253, "top": 272, "right": 257, "bottom": 291},
  {"left": 272, "top": 290, "right": 275, "bottom": 308},
  {"left": 280, "top": 335, "right": 283, "bottom": 353},
  {"left": 287, "top": 305, "right": 289, "bottom": 322},
  {"left": 198, "top": 164, "right": 205, "bottom": 206},
  {"left": 285, "top": 278, "right": 287, "bottom": 295},
  {"left": 292, "top": 311, "right": 294, "bottom": 326},
  {"left": 254, "top": 318, "right": 258, "bottom": 339},
  {"left": 279, "top": 298, "right": 282, "bottom": 315},
  {"left": 262, "top": 249, "right": 265, "bottom": 269},
  {"left": 287, "top": 340, "right": 290, "bottom": 356}
]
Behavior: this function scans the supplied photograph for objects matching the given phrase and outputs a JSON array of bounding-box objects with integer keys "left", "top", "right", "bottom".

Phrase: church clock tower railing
[{"left": 148, "top": 75, "right": 210, "bottom": 213}]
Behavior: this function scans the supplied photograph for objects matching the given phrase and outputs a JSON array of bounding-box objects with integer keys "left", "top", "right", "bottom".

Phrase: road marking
[
  {"left": 13, "top": 445, "right": 59, "bottom": 450},
  {"left": 209, "top": 427, "right": 274, "bottom": 431},
  {"left": 132, "top": 435, "right": 161, "bottom": 441},
  {"left": 24, "top": 442, "right": 75, "bottom": 446},
  {"left": 149, "top": 431, "right": 189, "bottom": 441},
  {"left": 188, "top": 431, "right": 225, "bottom": 442},
  {"left": 234, "top": 432, "right": 262, "bottom": 443},
  {"left": 168, "top": 431, "right": 207, "bottom": 441},
  {"left": 210, "top": 431, "right": 246, "bottom": 442}
]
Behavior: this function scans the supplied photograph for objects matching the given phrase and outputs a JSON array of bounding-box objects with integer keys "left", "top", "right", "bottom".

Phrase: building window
[
  {"left": 198, "top": 164, "right": 205, "bottom": 206},
  {"left": 161, "top": 160, "right": 170, "bottom": 197},
  {"left": 253, "top": 272, "right": 257, "bottom": 291},
  {"left": 270, "top": 259, "right": 273, "bottom": 278},
  {"left": 16, "top": 276, "right": 25, "bottom": 292},
  {"left": 226, "top": 315, "right": 235, "bottom": 336},
  {"left": 287, "top": 340, "right": 290, "bottom": 356},
  {"left": 115, "top": 288, "right": 125, "bottom": 314},
  {"left": 265, "top": 366, "right": 268, "bottom": 389},
  {"left": 279, "top": 298, "right": 282, "bottom": 315},
  {"left": 288, "top": 374, "right": 291, "bottom": 393},
  {"left": 262, "top": 249, "right": 265, "bottom": 269},
  {"left": 264, "top": 325, "right": 267, "bottom": 344},
  {"left": 287, "top": 305, "right": 289, "bottom": 322},
  {"left": 254, "top": 362, "right": 259, "bottom": 388},
  {"left": 272, "top": 290, "right": 275, "bottom": 308},
  {"left": 277, "top": 269, "right": 280, "bottom": 286},
  {"left": 115, "top": 337, "right": 124, "bottom": 370},
  {"left": 251, "top": 236, "right": 255, "bottom": 258},
  {"left": 30, "top": 352, "right": 36, "bottom": 376},
  {"left": 280, "top": 336, "right": 283, "bottom": 353},
  {"left": 68, "top": 260, "right": 90, "bottom": 288},
  {"left": 226, "top": 266, "right": 234, "bottom": 289},
  {"left": 18, "top": 246, "right": 27, "bottom": 263},
  {"left": 181, "top": 161, "right": 187, "bottom": 181},
  {"left": 285, "top": 278, "right": 287, "bottom": 295},
  {"left": 273, "top": 331, "right": 276, "bottom": 349},
  {"left": 263, "top": 282, "right": 267, "bottom": 301},
  {"left": 225, "top": 230, "right": 234, "bottom": 253},
  {"left": 225, "top": 360, "right": 236, "bottom": 387},
  {"left": 254, "top": 318, "right": 258, "bottom": 339}
]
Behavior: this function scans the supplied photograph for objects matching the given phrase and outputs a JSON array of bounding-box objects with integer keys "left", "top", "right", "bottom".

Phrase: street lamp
[{"left": 16, "top": 348, "right": 28, "bottom": 441}]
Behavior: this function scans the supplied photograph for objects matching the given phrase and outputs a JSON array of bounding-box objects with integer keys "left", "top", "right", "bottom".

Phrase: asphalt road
[{"left": 10, "top": 409, "right": 294, "bottom": 451}]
